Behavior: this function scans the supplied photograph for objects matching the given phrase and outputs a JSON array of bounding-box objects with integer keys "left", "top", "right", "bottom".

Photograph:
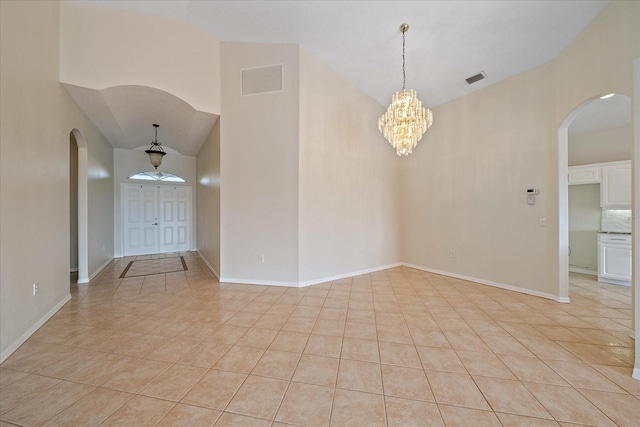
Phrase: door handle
[{"left": 152, "top": 222, "right": 158, "bottom": 226}]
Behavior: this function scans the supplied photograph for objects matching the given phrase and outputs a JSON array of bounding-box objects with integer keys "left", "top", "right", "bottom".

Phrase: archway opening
[{"left": 557, "top": 94, "right": 632, "bottom": 300}]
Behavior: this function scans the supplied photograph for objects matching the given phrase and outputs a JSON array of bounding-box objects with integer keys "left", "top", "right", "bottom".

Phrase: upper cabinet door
[
  {"left": 568, "top": 165, "right": 600, "bottom": 185},
  {"left": 601, "top": 161, "right": 631, "bottom": 208}
]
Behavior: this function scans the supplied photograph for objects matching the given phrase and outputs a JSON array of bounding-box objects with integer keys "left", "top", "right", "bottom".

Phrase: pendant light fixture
[
  {"left": 378, "top": 23, "right": 433, "bottom": 156},
  {"left": 145, "top": 124, "right": 166, "bottom": 169}
]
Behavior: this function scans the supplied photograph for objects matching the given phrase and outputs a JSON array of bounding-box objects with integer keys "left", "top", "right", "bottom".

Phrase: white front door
[
  {"left": 123, "top": 184, "right": 191, "bottom": 256},
  {"left": 159, "top": 186, "right": 191, "bottom": 253}
]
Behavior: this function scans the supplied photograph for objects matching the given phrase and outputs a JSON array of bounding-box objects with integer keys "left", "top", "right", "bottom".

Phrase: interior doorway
[
  {"left": 558, "top": 94, "right": 632, "bottom": 300},
  {"left": 122, "top": 184, "right": 192, "bottom": 256},
  {"left": 568, "top": 95, "right": 632, "bottom": 284}
]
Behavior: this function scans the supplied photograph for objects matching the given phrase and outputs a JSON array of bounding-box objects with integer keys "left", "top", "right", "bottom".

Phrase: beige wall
[
  {"left": 86, "top": 127, "right": 114, "bottom": 276},
  {"left": 569, "top": 125, "right": 632, "bottom": 166},
  {"left": 220, "top": 42, "right": 301, "bottom": 284},
  {"left": 113, "top": 148, "right": 196, "bottom": 257},
  {"left": 401, "top": 0, "right": 639, "bottom": 300},
  {"left": 552, "top": 2, "right": 638, "bottom": 126},
  {"left": 402, "top": 60, "right": 556, "bottom": 296},
  {"left": 1, "top": 0, "right": 114, "bottom": 360},
  {"left": 60, "top": 1, "right": 220, "bottom": 114},
  {"left": 196, "top": 120, "right": 222, "bottom": 276},
  {"left": 298, "top": 48, "right": 401, "bottom": 283},
  {"left": 216, "top": 44, "right": 400, "bottom": 285}
]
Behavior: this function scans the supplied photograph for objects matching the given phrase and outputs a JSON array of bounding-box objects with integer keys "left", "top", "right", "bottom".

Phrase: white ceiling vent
[
  {"left": 465, "top": 71, "right": 486, "bottom": 85},
  {"left": 241, "top": 64, "right": 283, "bottom": 96}
]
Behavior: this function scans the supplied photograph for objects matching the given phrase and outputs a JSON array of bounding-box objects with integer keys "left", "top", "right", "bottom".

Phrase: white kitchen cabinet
[
  {"left": 568, "top": 164, "right": 600, "bottom": 185},
  {"left": 598, "top": 233, "right": 631, "bottom": 286},
  {"left": 601, "top": 161, "right": 631, "bottom": 208}
]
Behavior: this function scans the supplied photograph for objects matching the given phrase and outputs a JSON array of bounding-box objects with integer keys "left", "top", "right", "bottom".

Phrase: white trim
[
  {"left": 0, "top": 294, "right": 72, "bottom": 363},
  {"left": 298, "top": 263, "right": 403, "bottom": 288},
  {"left": 219, "top": 277, "right": 299, "bottom": 287},
  {"left": 633, "top": 58, "right": 639, "bottom": 380},
  {"left": 558, "top": 126, "right": 570, "bottom": 302},
  {"left": 82, "top": 257, "right": 114, "bottom": 284},
  {"left": 77, "top": 145, "right": 89, "bottom": 283},
  {"left": 69, "top": 268, "right": 78, "bottom": 273},
  {"left": 568, "top": 267, "right": 597, "bottom": 276},
  {"left": 215, "top": 260, "right": 570, "bottom": 303},
  {"left": 402, "top": 263, "right": 570, "bottom": 303},
  {"left": 598, "top": 276, "right": 632, "bottom": 287},
  {"left": 197, "top": 250, "right": 220, "bottom": 280},
  {"left": 220, "top": 263, "right": 403, "bottom": 288}
]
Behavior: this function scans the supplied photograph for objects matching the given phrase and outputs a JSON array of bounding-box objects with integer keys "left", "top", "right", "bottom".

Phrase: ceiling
[
  {"left": 69, "top": 0, "right": 611, "bottom": 155},
  {"left": 569, "top": 94, "right": 631, "bottom": 136},
  {"left": 63, "top": 84, "right": 217, "bottom": 156}
]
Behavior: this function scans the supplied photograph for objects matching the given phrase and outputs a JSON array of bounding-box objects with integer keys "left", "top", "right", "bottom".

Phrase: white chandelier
[{"left": 378, "top": 23, "right": 433, "bottom": 156}]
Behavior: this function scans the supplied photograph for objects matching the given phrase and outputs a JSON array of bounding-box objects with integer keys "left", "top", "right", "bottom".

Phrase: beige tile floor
[{"left": 1, "top": 252, "right": 638, "bottom": 426}]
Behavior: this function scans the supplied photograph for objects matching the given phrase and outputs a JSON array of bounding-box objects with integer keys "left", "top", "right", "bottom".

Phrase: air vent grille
[
  {"left": 241, "top": 64, "right": 283, "bottom": 96},
  {"left": 465, "top": 71, "right": 486, "bottom": 85}
]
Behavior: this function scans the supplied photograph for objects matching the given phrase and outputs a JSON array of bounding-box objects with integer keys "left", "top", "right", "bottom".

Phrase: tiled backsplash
[{"left": 601, "top": 209, "right": 632, "bottom": 233}]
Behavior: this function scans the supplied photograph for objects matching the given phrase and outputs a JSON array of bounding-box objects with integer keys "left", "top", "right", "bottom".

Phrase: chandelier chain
[{"left": 402, "top": 29, "right": 406, "bottom": 91}]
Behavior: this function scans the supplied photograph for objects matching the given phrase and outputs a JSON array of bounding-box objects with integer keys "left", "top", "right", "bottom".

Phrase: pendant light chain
[{"left": 402, "top": 28, "right": 406, "bottom": 91}]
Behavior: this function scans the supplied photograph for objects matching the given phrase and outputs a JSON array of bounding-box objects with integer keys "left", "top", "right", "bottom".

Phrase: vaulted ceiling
[
  {"left": 69, "top": 0, "right": 613, "bottom": 155},
  {"left": 63, "top": 84, "right": 217, "bottom": 156}
]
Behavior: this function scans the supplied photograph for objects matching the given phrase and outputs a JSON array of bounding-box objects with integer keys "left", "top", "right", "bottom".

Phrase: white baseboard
[
  {"left": 216, "top": 262, "right": 571, "bottom": 303},
  {"left": 219, "top": 263, "right": 403, "bottom": 288},
  {"left": 0, "top": 294, "right": 72, "bottom": 363},
  {"left": 77, "top": 257, "right": 113, "bottom": 285},
  {"left": 298, "top": 263, "right": 403, "bottom": 287},
  {"left": 196, "top": 250, "right": 220, "bottom": 280},
  {"left": 219, "top": 277, "right": 300, "bottom": 287},
  {"left": 402, "top": 263, "right": 570, "bottom": 303},
  {"left": 568, "top": 267, "right": 597, "bottom": 276},
  {"left": 633, "top": 368, "right": 640, "bottom": 380},
  {"left": 69, "top": 267, "right": 78, "bottom": 273},
  {"left": 598, "top": 276, "right": 632, "bottom": 287}
]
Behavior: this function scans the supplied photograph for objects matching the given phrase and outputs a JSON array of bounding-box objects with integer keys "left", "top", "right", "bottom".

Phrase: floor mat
[{"left": 120, "top": 256, "right": 187, "bottom": 278}]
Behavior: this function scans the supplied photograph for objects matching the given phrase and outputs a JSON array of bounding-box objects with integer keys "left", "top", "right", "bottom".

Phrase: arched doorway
[
  {"left": 70, "top": 129, "right": 89, "bottom": 284},
  {"left": 557, "top": 91, "right": 638, "bottom": 381},
  {"left": 558, "top": 94, "right": 633, "bottom": 299},
  {"left": 558, "top": 94, "right": 632, "bottom": 302}
]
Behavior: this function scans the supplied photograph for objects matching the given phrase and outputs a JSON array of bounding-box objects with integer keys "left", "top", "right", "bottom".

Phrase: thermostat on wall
[{"left": 526, "top": 188, "right": 539, "bottom": 195}]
